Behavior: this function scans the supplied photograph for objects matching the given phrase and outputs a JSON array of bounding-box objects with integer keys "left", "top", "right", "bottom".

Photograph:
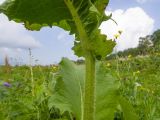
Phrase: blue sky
[
  {"left": 109, "top": 0, "right": 160, "bottom": 30},
  {"left": 0, "top": 0, "right": 159, "bottom": 65}
]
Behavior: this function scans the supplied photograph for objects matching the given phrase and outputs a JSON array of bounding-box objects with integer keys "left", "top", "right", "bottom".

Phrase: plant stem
[
  {"left": 64, "top": 0, "right": 96, "bottom": 119},
  {"left": 29, "top": 48, "right": 34, "bottom": 96},
  {"left": 84, "top": 52, "right": 96, "bottom": 120}
]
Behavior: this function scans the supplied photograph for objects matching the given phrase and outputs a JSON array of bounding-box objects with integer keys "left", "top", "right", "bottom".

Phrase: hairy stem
[
  {"left": 84, "top": 52, "right": 96, "bottom": 120},
  {"left": 64, "top": 0, "right": 96, "bottom": 120}
]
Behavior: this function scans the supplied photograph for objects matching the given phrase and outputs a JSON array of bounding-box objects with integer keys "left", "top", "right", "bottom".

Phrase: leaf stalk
[{"left": 64, "top": 0, "right": 96, "bottom": 120}]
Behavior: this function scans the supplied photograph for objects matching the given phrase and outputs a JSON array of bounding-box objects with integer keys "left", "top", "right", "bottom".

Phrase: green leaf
[
  {"left": 95, "top": 63, "right": 119, "bottom": 120},
  {"left": 0, "top": 0, "right": 72, "bottom": 28},
  {"left": 48, "top": 58, "right": 85, "bottom": 120},
  {"left": 48, "top": 58, "right": 119, "bottom": 120},
  {"left": 119, "top": 97, "right": 139, "bottom": 120},
  {"left": 0, "top": 0, "right": 107, "bottom": 32},
  {"left": 90, "top": 29, "right": 116, "bottom": 59},
  {"left": 0, "top": 0, "right": 114, "bottom": 59},
  {"left": 73, "top": 29, "right": 116, "bottom": 59}
]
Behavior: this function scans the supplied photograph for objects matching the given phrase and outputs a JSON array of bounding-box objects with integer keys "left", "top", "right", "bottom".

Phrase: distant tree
[
  {"left": 151, "top": 29, "right": 160, "bottom": 52},
  {"left": 138, "top": 35, "right": 153, "bottom": 55},
  {"left": 107, "top": 29, "right": 160, "bottom": 59}
]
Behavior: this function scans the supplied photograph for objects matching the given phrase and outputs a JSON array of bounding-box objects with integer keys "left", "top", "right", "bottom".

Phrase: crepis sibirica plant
[{"left": 0, "top": 0, "right": 139, "bottom": 120}]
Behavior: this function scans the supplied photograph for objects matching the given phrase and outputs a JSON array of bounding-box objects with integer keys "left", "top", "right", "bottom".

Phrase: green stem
[
  {"left": 64, "top": 0, "right": 96, "bottom": 120},
  {"left": 29, "top": 48, "right": 34, "bottom": 96},
  {"left": 84, "top": 52, "right": 96, "bottom": 120}
]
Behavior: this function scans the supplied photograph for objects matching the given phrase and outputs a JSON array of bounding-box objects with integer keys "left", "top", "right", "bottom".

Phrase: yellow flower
[
  {"left": 114, "top": 34, "right": 120, "bottom": 39},
  {"left": 52, "top": 66, "right": 57, "bottom": 71},
  {"left": 136, "top": 70, "right": 140, "bottom": 74},
  {"left": 128, "top": 54, "right": 132, "bottom": 59},
  {"left": 133, "top": 70, "right": 140, "bottom": 76},
  {"left": 106, "top": 63, "right": 111, "bottom": 67}
]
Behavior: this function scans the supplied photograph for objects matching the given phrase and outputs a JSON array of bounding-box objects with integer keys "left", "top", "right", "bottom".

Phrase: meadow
[
  {"left": 0, "top": 54, "right": 160, "bottom": 120},
  {"left": 0, "top": 0, "right": 160, "bottom": 119}
]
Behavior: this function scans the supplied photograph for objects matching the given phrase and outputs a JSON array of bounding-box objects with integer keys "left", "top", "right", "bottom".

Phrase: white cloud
[
  {"left": 0, "top": 0, "right": 41, "bottom": 49},
  {"left": 0, "top": 14, "right": 41, "bottom": 49},
  {"left": 100, "top": 7, "right": 154, "bottom": 51},
  {"left": 0, "top": 13, "right": 41, "bottom": 64},
  {"left": 0, "top": 0, "right": 5, "bottom": 4}
]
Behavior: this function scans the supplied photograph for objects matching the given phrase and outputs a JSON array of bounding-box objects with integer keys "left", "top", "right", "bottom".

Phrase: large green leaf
[
  {"left": 0, "top": 0, "right": 108, "bottom": 31},
  {"left": 95, "top": 63, "right": 119, "bottom": 120},
  {"left": 0, "top": 0, "right": 115, "bottom": 59},
  {"left": 48, "top": 58, "right": 85, "bottom": 120},
  {"left": 48, "top": 58, "right": 119, "bottom": 120}
]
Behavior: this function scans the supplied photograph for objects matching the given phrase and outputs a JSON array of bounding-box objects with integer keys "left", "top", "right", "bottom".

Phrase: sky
[{"left": 0, "top": 0, "right": 159, "bottom": 65}]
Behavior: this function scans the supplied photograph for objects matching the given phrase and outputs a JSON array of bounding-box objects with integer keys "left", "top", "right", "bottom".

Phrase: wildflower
[
  {"left": 133, "top": 70, "right": 140, "bottom": 76},
  {"left": 128, "top": 54, "right": 132, "bottom": 59},
  {"left": 3, "top": 82, "right": 11, "bottom": 87},
  {"left": 53, "top": 66, "right": 57, "bottom": 70},
  {"left": 114, "top": 34, "right": 120, "bottom": 39},
  {"left": 52, "top": 66, "right": 58, "bottom": 72},
  {"left": 106, "top": 63, "right": 111, "bottom": 67},
  {"left": 136, "top": 70, "right": 140, "bottom": 74}
]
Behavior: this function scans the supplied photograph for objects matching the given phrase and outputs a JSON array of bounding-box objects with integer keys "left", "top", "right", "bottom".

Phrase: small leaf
[{"left": 90, "top": 29, "right": 116, "bottom": 59}]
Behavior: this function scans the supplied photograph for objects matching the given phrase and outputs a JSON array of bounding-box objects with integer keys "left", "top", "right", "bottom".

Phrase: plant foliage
[
  {"left": 0, "top": 0, "right": 115, "bottom": 59},
  {"left": 48, "top": 58, "right": 139, "bottom": 120}
]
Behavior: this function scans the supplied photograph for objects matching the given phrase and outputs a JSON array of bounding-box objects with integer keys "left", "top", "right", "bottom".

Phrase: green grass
[
  {"left": 105, "top": 55, "right": 160, "bottom": 120},
  {"left": 0, "top": 55, "right": 160, "bottom": 120}
]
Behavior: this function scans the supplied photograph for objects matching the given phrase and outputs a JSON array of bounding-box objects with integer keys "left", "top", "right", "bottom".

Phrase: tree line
[{"left": 107, "top": 29, "right": 160, "bottom": 59}]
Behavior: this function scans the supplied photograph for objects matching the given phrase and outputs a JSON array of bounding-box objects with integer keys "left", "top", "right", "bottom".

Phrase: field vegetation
[{"left": 0, "top": 0, "right": 160, "bottom": 120}]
